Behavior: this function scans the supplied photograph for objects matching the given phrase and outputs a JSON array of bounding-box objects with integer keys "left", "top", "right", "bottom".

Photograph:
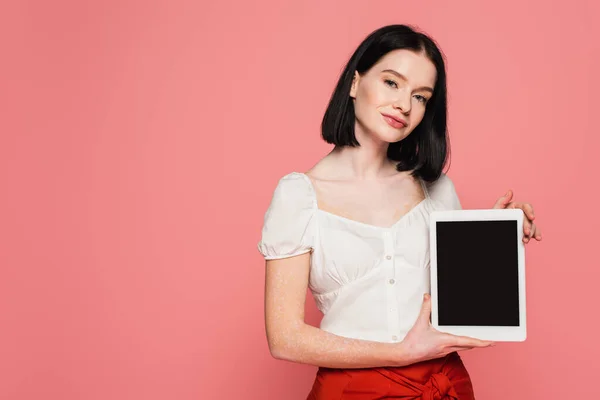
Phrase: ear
[{"left": 349, "top": 71, "right": 360, "bottom": 99}]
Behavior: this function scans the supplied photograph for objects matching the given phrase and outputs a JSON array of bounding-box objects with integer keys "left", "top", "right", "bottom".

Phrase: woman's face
[{"left": 350, "top": 49, "right": 437, "bottom": 144}]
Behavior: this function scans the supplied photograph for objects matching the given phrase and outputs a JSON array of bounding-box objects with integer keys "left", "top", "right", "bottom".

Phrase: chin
[
  {"left": 378, "top": 128, "right": 410, "bottom": 143},
  {"left": 359, "top": 120, "right": 410, "bottom": 143}
]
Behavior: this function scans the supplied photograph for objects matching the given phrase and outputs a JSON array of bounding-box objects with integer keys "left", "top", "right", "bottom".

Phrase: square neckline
[{"left": 294, "top": 171, "right": 430, "bottom": 230}]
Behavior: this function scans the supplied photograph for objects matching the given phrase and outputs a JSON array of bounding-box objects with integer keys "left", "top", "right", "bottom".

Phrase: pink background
[{"left": 1, "top": 1, "right": 598, "bottom": 399}]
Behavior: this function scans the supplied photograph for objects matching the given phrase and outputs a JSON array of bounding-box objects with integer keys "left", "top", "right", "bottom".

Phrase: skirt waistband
[{"left": 307, "top": 352, "right": 474, "bottom": 400}]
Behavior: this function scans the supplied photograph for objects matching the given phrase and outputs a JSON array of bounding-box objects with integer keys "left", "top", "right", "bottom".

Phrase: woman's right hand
[{"left": 399, "top": 293, "right": 494, "bottom": 364}]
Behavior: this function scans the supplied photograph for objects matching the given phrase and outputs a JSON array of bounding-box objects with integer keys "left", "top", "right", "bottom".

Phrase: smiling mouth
[{"left": 381, "top": 113, "right": 407, "bottom": 129}]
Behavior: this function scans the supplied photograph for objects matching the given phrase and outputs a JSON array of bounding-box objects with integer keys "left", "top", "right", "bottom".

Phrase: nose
[{"left": 393, "top": 91, "right": 411, "bottom": 114}]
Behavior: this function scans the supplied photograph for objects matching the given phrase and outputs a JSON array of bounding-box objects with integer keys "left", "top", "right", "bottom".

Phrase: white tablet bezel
[{"left": 429, "top": 208, "right": 527, "bottom": 342}]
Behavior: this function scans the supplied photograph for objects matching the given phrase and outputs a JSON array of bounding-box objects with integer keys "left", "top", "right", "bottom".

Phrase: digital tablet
[{"left": 429, "top": 209, "right": 527, "bottom": 342}]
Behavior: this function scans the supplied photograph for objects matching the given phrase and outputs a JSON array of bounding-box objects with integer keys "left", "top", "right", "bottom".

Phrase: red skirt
[{"left": 306, "top": 352, "right": 474, "bottom": 400}]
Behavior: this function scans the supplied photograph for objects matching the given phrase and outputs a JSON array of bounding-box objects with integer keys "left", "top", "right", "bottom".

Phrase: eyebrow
[{"left": 381, "top": 69, "right": 434, "bottom": 93}]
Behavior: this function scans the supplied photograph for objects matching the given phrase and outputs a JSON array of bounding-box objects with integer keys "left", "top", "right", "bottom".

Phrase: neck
[{"left": 328, "top": 124, "right": 398, "bottom": 180}]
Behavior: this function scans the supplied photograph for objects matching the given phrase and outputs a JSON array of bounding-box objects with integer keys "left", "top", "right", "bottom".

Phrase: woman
[{"left": 257, "top": 24, "right": 541, "bottom": 399}]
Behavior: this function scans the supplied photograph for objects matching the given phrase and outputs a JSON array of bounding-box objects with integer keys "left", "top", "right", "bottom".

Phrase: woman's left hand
[{"left": 493, "top": 190, "right": 542, "bottom": 244}]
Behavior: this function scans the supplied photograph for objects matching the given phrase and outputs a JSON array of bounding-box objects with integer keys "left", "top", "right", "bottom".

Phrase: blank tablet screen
[{"left": 435, "top": 220, "right": 520, "bottom": 326}]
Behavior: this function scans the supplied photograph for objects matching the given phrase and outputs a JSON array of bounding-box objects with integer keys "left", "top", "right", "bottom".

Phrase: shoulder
[
  {"left": 270, "top": 172, "right": 315, "bottom": 202},
  {"left": 426, "top": 172, "right": 457, "bottom": 195},
  {"left": 258, "top": 172, "right": 317, "bottom": 260},
  {"left": 262, "top": 171, "right": 317, "bottom": 218},
  {"left": 426, "top": 173, "right": 462, "bottom": 210}
]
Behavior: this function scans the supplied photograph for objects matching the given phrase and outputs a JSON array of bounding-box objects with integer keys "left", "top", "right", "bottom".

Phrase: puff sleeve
[
  {"left": 257, "top": 173, "right": 317, "bottom": 260},
  {"left": 427, "top": 173, "right": 462, "bottom": 210}
]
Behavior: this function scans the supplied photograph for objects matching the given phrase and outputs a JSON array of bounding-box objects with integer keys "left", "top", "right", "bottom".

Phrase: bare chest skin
[{"left": 304, "top": 171, "right": 426, "bottom": 228}]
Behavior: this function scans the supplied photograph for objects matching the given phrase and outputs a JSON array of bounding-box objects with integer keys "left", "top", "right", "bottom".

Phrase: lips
[{"left": 381, "top": 113, "right": 407, "bottom": 129}]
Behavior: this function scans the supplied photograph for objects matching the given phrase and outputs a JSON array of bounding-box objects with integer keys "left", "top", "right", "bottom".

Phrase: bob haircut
[{"left": 321, "top": 24, "right": 450, "bottom": 183}]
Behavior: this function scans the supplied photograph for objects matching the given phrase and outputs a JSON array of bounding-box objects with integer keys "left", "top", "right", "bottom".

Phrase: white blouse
[{"left": 257, "top": 171, "right": 462, "bottom": 344}]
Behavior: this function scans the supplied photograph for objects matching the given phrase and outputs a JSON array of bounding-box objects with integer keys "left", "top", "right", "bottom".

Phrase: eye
[
  {"left": 384, "top": 79, "right": 398, "bottom": 89},
  {"left": 414, "top": 95, "right": 429, "bottom": 104}
]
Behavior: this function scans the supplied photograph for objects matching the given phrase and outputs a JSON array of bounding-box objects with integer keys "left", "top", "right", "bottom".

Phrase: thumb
[
  {"left": 493, "top": 189, "right": 513, "bottom": 209},
  {"left": 417, "top": 293, "right": 432, "bottom": 326}
]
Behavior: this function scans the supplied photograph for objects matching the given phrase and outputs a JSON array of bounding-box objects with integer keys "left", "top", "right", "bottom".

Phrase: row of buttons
[{"left": 383, "top": 234, "right": 398, "bottom": 342}]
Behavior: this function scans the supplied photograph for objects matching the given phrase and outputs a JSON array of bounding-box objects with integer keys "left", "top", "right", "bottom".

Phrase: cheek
[
  {"left": 410, "top": 106, "right": 426, "bottom": 125},
  {"left": 361, "top": 84, "right": 386, "bottom": 106},
  {"left": 355, "top": 85, "right": 385, "bottom": 119}
]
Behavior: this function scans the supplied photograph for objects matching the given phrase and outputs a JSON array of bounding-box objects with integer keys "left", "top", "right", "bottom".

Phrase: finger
[
  {"left": 417, "top": 293, "right": 432, "bottom": 326},
  {"left": 523, "top": 218, "right": 532, "bottom": 239},
  {"left": 524, "top": 223, "right": 540, "bottom": 243},
  {"left": 453, "top": 335, "right": 494, "bottom": 348},
  {"left": 447, "top": 346, "right": 479, "bottom": 353},
  {"left": 523, "top": 220, "right": 535, "bottom": 243},
  {"left": 529, "top": 224, "right": 536, "bottom": 240},
  {"left": 522, "top": 203, "right": 535, "bottom": 221},
  {"left": 510, "top": 202, "right": 535, "bottom": 221},
  {"left": 437, "top": 331, "right": 492, "bottom": 348},
  {"left": 493, "top": 190, "right": 513, "bottom": 209}
]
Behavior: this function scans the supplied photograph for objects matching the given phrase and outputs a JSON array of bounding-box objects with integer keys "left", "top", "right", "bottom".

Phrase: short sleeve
[
  {"left": 257, "top": 173, "right": 316, "bottom": 260},
  {"left": 427, "top": 173, "right": 462, "bottom": 210}
]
